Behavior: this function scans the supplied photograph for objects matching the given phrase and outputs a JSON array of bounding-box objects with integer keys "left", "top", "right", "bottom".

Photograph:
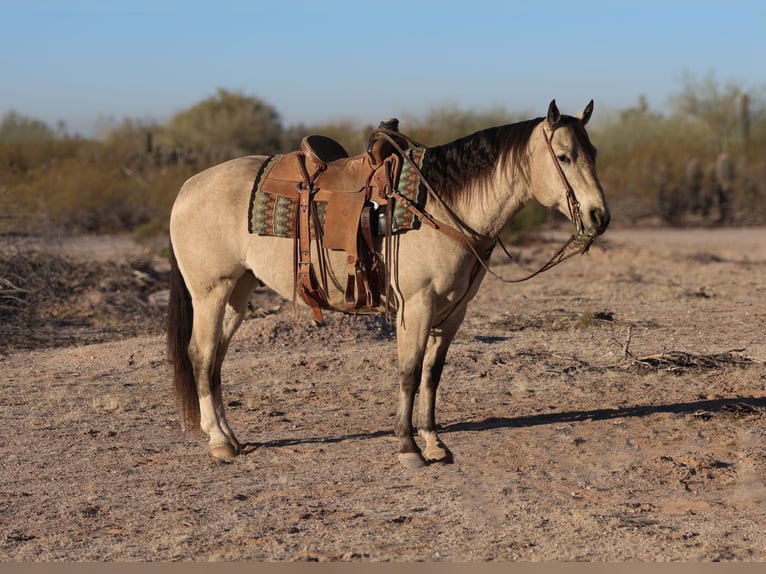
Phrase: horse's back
[{"left": 172, "top": 155, "right": 267, "bottom": 223}]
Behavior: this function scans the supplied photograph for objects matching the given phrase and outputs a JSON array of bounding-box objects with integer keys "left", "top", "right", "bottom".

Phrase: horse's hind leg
[
  {"left": 209, "top": 272, "right": 260, "bottom": 454},
  {"left": 187, "top": 280, "right": 241, "bottom": 459}
]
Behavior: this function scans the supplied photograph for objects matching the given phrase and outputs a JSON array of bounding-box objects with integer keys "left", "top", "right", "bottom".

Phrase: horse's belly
[{"left": 246, "top": 236, "right": 379, "bottom": 309}]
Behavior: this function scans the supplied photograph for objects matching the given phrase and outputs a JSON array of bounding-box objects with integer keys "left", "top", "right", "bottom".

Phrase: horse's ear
[
  {"left": 546, "top": 100, "right": 561, "bottom": 129},
  {"left": 579, "top": 100, "right": 594, "bottom": 125}
]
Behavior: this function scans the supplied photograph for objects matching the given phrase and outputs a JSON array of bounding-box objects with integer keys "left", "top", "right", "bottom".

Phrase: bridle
[
  {"left": 543, "top": 124, "right": 584, "bottom": 235},
  {"left": 375, "top": 122, "right": 595, "bottom": 284}
]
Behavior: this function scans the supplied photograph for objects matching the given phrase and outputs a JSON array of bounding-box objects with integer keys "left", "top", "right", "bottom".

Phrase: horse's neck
[{"left": 439, "top": 168, "right": 531, "bottom": 240}]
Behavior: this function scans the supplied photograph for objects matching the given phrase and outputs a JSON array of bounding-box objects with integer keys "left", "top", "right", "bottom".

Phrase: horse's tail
[{"left": 167, "top": 242, "right": 200, "bottom": 431}]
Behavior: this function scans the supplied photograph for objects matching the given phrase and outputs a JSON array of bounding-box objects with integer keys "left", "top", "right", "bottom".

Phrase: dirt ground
[{"left": 1, "top": 226, "right": 765, "bottom": 562}]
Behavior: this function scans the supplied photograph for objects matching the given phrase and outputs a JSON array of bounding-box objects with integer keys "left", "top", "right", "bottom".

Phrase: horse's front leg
[
  {"left": 417, "top": 304, "right": 467, "bottom": 463},
  {"left": 394, "top": 305, "right": 432, "bottom": 469}
]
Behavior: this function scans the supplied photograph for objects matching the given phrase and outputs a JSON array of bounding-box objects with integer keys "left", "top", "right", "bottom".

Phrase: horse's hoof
[
  {"left": 398, "top": 452, "right": 426, "bottom": 469},
  {"left": 210, "top": 443, "right": 239, "bottom": 460},
  {"left": 424, "top": 445, "right": 452, "bottom": 463}
]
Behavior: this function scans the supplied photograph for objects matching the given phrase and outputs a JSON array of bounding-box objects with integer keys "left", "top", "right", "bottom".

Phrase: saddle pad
[
  {"left": 248, "top": 147, "right": 426, "bottom": 239},
  {"left": 392, "top": 147, "right": 425, "bottom": 231},
  {"left": 249, "top": 187, "right": 327, "bottom": 237}
]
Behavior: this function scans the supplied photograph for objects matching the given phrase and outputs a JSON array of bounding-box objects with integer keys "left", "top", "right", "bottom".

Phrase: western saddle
[{"left": 251, "top": 120, "right": 427, "bottom": 322}]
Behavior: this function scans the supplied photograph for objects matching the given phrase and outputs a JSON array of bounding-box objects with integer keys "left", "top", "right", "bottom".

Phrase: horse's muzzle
[{"left": 587, "top": 207, "right": 610, "bottom": 237}]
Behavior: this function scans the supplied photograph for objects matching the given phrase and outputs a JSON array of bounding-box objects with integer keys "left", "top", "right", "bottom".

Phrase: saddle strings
[{"left": 372, "top": 128, "right": 592, "bottom": 284}]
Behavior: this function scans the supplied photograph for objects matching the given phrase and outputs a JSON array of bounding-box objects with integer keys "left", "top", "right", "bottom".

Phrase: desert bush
[
  {"left": 591, "top": 79, "right": 766, "bottom": 226},
  {"left": 0, "top": 244, "right": 168, "bottom": 350},
  {"left": 159, "top": 88, "right": 283, "bottom": 157},
  {"left": 0, "top": 111, "right": 58, "bottom": 143},
  {"left": 1, "top": 81, "right": 764, "bottom": 238}
]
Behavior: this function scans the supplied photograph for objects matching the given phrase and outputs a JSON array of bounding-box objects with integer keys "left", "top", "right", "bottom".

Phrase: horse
[{"left": 167, "top": 100, "right": 610, "bottom": 468}]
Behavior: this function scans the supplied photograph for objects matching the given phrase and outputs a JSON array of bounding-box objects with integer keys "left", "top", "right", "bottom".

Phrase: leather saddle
[{"left": 253, "top": 120, "right": 414, "bottom": 321}]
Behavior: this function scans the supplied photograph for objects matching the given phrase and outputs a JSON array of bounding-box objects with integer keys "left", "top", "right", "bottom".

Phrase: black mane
[
  {"left": 420, "top": 118, "right": 541, "bottom": 207},
  {"left": 420, "top": 116, "right": 596, "bottom": 208}
]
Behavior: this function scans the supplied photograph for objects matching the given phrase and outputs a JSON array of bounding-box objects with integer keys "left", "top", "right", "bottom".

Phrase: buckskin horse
[{"left": 167, "top": 100, "right": 610, "bottom": 468}]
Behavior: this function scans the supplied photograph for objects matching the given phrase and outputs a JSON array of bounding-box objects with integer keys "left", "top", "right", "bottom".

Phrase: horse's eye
[{"left": 557, "top": 154, "right": 571, "bottom": 165}]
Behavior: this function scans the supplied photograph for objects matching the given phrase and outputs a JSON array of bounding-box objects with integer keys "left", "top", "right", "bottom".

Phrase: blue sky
[{"left": 1, "top": 0, "right": 764, "bottom": 136}]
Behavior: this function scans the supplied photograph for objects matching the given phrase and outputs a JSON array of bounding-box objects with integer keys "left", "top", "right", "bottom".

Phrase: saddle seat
[{"left": 301, "top": 134, "right": 348, "bottom": 163}]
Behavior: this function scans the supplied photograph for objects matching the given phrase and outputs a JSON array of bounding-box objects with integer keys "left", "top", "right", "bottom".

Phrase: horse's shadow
[
  {"left": 240, "top": 395, "right": 765, "bottom": 455},
  {"left": 441, "top": 395, "right": 765, "bottom": 434}
]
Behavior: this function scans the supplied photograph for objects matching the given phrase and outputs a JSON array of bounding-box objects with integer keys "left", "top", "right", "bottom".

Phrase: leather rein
[{"left": 375, "top": 125, "right": 594, "bottom": 284}]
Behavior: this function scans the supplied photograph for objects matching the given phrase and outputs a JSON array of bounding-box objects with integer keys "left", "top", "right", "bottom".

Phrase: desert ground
[{"left": 1, "top": 226, "right": 765, "bottom": 561}]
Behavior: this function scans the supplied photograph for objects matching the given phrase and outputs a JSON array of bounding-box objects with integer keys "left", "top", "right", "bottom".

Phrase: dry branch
[
  {"left": 626, "top": 349, "right": 759, "bottom": 372},
  {"left": 1, "top": 277, "right": 29, "bottom": 303}
]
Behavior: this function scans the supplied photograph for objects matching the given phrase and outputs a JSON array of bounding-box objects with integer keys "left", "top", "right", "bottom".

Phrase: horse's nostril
[{"left": 590, "top": 208, "right": 610, "bottom": 233}]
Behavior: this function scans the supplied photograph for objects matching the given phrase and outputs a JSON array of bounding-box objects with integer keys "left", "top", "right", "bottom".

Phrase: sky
[{"left": 1, "top": 0, "right": 764, "bottom": 137}]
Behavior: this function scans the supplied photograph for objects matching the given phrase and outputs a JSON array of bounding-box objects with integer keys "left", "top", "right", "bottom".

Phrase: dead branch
[
  {"left": 0, "top": 277, "right": 29, "bottom": 306},
  {"left": 622, "top": 324, "right": 634, "bottom": 360},
  {"left": 624, "top": 349, "right": 759, "bottom": 372}
]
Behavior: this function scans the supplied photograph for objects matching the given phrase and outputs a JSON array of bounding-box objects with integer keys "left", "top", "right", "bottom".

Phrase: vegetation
[{"left": 1, "top": 77, "right": 764, "bottom": 239}]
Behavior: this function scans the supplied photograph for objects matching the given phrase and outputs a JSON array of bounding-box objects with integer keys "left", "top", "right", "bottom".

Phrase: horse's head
[{"left": 529, "top": 100, "right": 610, "bottom": 238}]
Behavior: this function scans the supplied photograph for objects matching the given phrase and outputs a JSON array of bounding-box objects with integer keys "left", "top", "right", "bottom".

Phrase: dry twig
[{"left": 625, "top": 349, "right": 758, "bottom": 372}]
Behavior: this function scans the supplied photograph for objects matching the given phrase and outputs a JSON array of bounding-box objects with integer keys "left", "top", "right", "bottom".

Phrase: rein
[{"left": 374, "top": 126, "right": 594, "bottom": 284}]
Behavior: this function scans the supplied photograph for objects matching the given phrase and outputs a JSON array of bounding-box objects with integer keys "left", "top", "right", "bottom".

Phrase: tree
[
  {"left": 0, "top": 111, "right": 56, "bottom": 143},
  {"left": 670, "top": 71, "right": 755, "bottom": 153},
  {"left": 160, "top": 89, "right": 283, "bottom": 158}
]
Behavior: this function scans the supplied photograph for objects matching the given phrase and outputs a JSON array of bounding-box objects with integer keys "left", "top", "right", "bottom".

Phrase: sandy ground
[{"left": 1, "top": 226, "right": 765, "bottom": 561}]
